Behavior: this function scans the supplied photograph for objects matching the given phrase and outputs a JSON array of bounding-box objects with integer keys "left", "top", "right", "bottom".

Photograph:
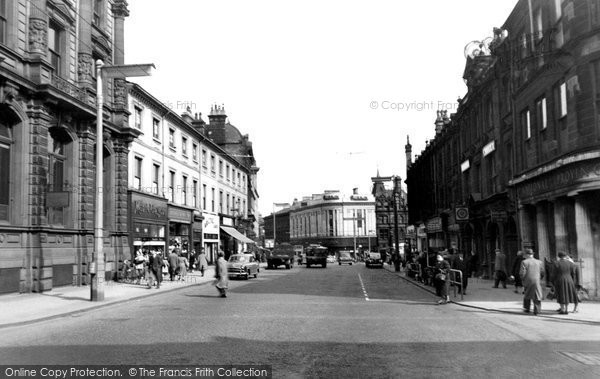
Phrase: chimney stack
[
  {"left": 405, "top": 135, "right": 412, "bottom": 170},
  {"left": 435, "top": 110, "right": 444, "bottom": 135}
]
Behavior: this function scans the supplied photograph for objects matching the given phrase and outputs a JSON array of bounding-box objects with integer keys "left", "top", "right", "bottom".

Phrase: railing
[
  {"left": 51, "top": 74, "right": 97, "bottom": 107},
  {"left": 449, "top": 269, "right": 464, "bottom": 301}
]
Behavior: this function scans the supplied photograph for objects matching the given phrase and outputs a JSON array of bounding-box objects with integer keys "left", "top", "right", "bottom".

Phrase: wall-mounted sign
[
  {"left": 426, "top": 217, "right": 442, "bottom": 233},
  {"left": 482, "top": 141, "right": 496, "bottom": 157},
  {"left": 461, "top": 160, "right": 470, "bottom": 172},
  {"left": 133, "top": 199, "right": 167, "bottom": 220},
  {"left": 46, "top": 191, "right": 70, "bottom": 207},
  {"left": 455, "top": 207, "right": 469, "bottom": 221}
]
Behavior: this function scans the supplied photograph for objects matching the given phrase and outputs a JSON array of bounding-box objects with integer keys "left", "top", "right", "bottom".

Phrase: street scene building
[
  {"left": 406, "top": 0, "right": 600, "bottom": 297},
  {"left": 286, "top": 189, "right": 376, "bottom": 254},
  {"left": 0, "top": 0, "right": 134, "bottom": 293},
  {"left": 371, "top": 173, "right": 408, "bottom": 254}
]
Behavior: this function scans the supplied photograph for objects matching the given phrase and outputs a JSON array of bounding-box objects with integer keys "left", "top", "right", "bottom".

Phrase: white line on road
[{"left": 358, "top": 273, "right": 369, "bottom": 301}]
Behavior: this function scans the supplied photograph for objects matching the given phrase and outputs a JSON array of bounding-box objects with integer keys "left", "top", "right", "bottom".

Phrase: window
[
  {"left": 237, "top": 172, "right": 241, "bottom": 187},
  {"left": 202, "top": 184, "right": 207, "bottom": 210},
  {"left": 169, "top": 171, "right": 175, "bottom": 202},
  {"left": 211, "top": 188, "right": 215, "bottom": 212},
  {"left": 182, "top": 176, "right": 187, "bottom": 205},
  {"left": 93, "top": 0, "right": 102, "bottom": 26},
  {"left": 534, "top": 8, "right": 543, "bottom": 41},
  {"left": 169, "top": 129, "right": 175, "bottom": 149},
  {"left": 536, "top": 97, "right": 547, "bottom": 130},
  {"left": 226, "top": 194, "right": 230, "bottom": 215},
  {"left": 134, "top": 156, "right": 142, "bottom": 190},
  {"left": 182, "top": 136, "right": 188, "bottom": 156},
  {"left": 48, "top": 22, "right": 62, "bottom": 74},
  {"left": 219, "top": 190, "right": 223, "bottom": 213},
  {"left": 379, "top": 228, "right": 389, "bottom": 241},
  {"left": 192, "top": 180, "right": 198, "bottom": 208},
  {"left": 232, "top": 169, "right": 236, "bottom": 185},
  {"left": 152, "top": 164, "right": 159, "bottom": 195},
  {"left": 219, "top": 160, "right": 223, "bottom": 177},
  {"left": 192, "top": 143, "right": 198, "bottom": 161},
  {"left": 134, "top": 107, "right": 142, "bottom": 129},
  {"left": 210, "top": 155, "right": 215, "bottom": 173},
  {"left": 152, "top": 118, "right": 160, "bottom": 140},
  {"left": 524, "top": 109, "right": 531, "bottom": 139},
  {"left": 559, "top": 82, "right": 567, "bottom": 118},
  {"left": 0, "top": 0, "right": 7, "bottom": 44},
  {"left": 202, "top": 149, "right": 207, "bottom": 167},
  {"left": 242, "top": 175, "right": 246, "bottom": 189},
  {"left": 48, "top": 135, "right": 68, "bottom": 225},
  {"left": 226, "top": 164, "right": 230, "bottom": 181},
  {"left": 0, "top": 121, "right": 11, "bottom": 221},
  {"left": 242, "top": 200, "right": 246, "bottom": 218}
]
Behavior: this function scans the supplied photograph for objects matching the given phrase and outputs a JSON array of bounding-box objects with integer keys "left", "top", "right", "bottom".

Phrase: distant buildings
[
  {"left": 406, "top": 0, "right": 600, "bottom": 297},
  {"left": 371, "top": 174, "right": 408, "bottom": 253},
  {"left": 265, "top": 189, "right": 376, "bottom": 253}
]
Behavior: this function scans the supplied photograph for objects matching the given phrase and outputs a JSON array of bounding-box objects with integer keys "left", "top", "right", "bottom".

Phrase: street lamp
[{"left": 91, "top": 60, "right": 155, "bottom": 302}]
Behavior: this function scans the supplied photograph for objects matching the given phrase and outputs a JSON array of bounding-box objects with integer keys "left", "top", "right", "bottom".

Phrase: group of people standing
[{"left": 429, "top": 247, "right": 582, "bottom": 315}]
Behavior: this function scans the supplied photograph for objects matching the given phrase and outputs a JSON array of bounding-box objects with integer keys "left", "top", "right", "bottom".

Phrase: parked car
[
  {"left": 365, "top": 252, "right": 383, "bottom": 268},
  {"left": 326, "top": 255, "right": 336, "bottom": 263},
  {"left": 338, "top": 251, "right": 355, "bottom": 265},
  {"left": 227, "top": 253, "right": 259, "bottom": 279}
]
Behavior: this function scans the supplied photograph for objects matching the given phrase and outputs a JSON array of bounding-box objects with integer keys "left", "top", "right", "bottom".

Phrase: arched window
[{"left": 0, "top": 120, "right": 11, "bottom": 221}]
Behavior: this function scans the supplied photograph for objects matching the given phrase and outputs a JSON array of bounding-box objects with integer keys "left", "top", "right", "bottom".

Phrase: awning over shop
[{"left": 220, "top": 226, "right": 255, "bottom": 244}]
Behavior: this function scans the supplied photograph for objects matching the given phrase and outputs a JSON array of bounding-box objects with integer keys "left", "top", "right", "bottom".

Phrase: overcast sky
[{"left": 124, "top": 0, "right": 518, "bottom": 216}]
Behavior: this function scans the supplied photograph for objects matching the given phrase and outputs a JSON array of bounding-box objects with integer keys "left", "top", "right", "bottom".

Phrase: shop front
[
  {"left": 128, "top": 191, "right": 168, "bottom": 257},
  {"left": 426, "top": 217, "right": 444, "bottom": 251},
  {"left": 220, "top": 216, "right": 254, "bottom": 259},
  {"left": 192, "top": 211, "right": 203, "bottom": 258},
  {"left": 202, "top": 212, "right": 220, "bottom": 264},
  {"left": 168, "top": 205, "right": 194, "bottom": 259}
]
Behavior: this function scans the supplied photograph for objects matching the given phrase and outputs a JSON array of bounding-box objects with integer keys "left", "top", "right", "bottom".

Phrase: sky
[{"left": 124, "top": 0, "right": 519, "bottom": 216}]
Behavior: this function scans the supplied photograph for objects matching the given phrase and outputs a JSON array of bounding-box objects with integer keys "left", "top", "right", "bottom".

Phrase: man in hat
[{"left": 520, "top": 248, "right": 545, "bottom": 315}]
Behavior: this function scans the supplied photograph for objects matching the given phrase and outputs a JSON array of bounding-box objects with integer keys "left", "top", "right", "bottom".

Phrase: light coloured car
[{"left": 227, "top": 254, "right": 259, "bottom": 279}]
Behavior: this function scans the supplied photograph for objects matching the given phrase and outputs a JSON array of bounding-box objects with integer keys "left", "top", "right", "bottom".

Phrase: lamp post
[{"left": 91, "top": 60, "right": 154, "bottom": 302}]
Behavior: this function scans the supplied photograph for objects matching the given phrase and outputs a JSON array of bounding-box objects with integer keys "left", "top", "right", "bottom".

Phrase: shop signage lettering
[
  {"left": 426, "top": 217, "right": 442, "bottom": 233},
  {"left": 134, "top": 200, "right": 167, "bottom": 220},
  {"left": 168, "top": 207, "right": 191, "bottom": 223},
  {"left": 517, "top": 161, "right": 600, "bottom": 198}
]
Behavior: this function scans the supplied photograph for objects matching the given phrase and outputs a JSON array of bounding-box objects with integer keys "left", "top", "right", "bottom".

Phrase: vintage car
[
  {"left": 326, "top": 255, "right": 336, "bottom": 263},
  {"left": 227, "top": 253, "right": 260, "bottom": 279},
  {"left": 338, "top": 251, "right": 355, "bottom": 265},
  {"left": 365, "top": 252, "right": 383, "bottom": 268}
]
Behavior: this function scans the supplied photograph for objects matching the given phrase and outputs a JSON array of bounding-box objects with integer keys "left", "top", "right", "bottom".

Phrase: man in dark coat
[
  {"left": 520, "top": 248, "right": 545, "bottom": 315},
  {"left": 149, "top": 251, "right": 165, "bottom": 289},
  {"left": 493, "top": 249, "right": 508, "bottom": 289},
  {"left": 168, "top": 249, "right": 179, "bottom": 281}
]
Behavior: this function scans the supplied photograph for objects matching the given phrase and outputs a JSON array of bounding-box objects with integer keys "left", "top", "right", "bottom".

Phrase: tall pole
[
  {"left": 91, "top": 60, "right": 105, "bottom": 301},
  {"left": 353, "top": 209, "right": 357, "bottom": 256},
  {"left": 393, "top": 176, "right": 401, "bottom": 271},
  {"left": 273, "top": 204, "right": 276, "bottom": 247}
]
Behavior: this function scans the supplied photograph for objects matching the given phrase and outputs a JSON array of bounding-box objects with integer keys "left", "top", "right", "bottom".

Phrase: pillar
[
  {"left": 574, "top": 194, "right": 598, "bottom": 297},
  {"left": 518, "top": 204, "right": 535, "bottom": 250},
  {"left": 28, "top": 0, "right": 47, "bottom": 56},
  {"left": 553, "top": 198, "right": 569, "bottom": 254},
  {"left": 535, "top": 202, "right": 550, "bottom": 261},
  {"left": 78, "top": 0, "right": 94, "bottom": 86}
]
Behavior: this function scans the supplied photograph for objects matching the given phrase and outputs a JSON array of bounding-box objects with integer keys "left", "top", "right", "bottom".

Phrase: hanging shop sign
[
  {"left": 482, "top": 141, "right": 496, "bottom": 157},
  {"left": 461, "top": 160, "right": 470, "bottom": 172}
]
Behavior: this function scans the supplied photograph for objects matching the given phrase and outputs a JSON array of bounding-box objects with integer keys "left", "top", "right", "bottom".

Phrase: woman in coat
[
  {"left": 434, "top": 254, "right": 451, "bottom": 304},
  {"left": 553, "top": 251, "right": 579, "bottom": 314},
  {"left": 177, "top": 254, "right": 188, "bottom": 281},
  {"left": 197, "top": 249, "right": 209, "bottom": 277},
  {"left": 214, "top": 251, "right": 229, "bottom": 298}
]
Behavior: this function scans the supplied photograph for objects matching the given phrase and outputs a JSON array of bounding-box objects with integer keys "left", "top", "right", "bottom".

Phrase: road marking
[{"left": 358, "top": 273, "right": 369, "bottom": 301}]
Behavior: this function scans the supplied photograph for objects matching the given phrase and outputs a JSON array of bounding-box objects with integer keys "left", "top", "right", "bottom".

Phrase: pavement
[
  {"left": 382, "top": 263, "right": 600, "bottom": 323},
  {"left": 1, "top": 262, "right": 598, "bottom": 329}
]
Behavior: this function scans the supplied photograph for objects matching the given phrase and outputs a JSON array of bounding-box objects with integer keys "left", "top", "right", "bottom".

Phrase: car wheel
[
  {"left": 350, "top": 262, "right": 353, "bottom": 265},
  {"left": 285, "top": 264, "right": 290, "bottom": 269},
  {"left": 254, "top": 272, "right": 258, "bottom": 278}
]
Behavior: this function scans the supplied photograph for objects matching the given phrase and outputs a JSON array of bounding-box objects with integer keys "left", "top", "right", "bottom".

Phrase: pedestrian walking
[
  {"left": 133, "top": 250, "right": 146, "bottom": 285},
  {"left": 493, "top": 249, "right": 508, "bottom": 289},
  {"left": 553, "top": 251, "right": 579, "bottom": 314},
  {"left": 214, "top": 251, "right": 229, "bottom": 298},
  {"left": 467, "top": 250, "right": 479, "bottom": 278},
  {"left": 520, "top": 248, "right": 545, "bottom": 315},
  {"left": 177, "top": 254, "right": 188, "bottom": 281},
  {"left": 511, "top": 251, "right": 524, "bottom": 294},
  {"left": 149, "top": 250, "right": 165, "bottom": 289},
  {"left": 434, "top": 254, "right": 451, "bottom": 304},
  {"left": 197, "top": 248, "right": 208, "bottom": 277},
  {"left": 168, "top": 249, "right": 179, "bottom": 281}
]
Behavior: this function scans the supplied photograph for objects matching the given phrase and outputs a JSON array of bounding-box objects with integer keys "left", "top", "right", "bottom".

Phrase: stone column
[
  {"left": 574, "top": 194, "right": 597, "bottom": 296},
  {"left": 78, "top": 0, "right": 94, "bottom": 86},
  {"left": 518, "top": 204, "right": 535, "bottom": 250},
  {"left": 28, "top": 0, "right": 47, "bottom": 56},
  {"left": 536, "top": 202, "right": 550, "bottom": 261},
  {"left": 554, "top": 197, "right": 569, "bottom": 255}
]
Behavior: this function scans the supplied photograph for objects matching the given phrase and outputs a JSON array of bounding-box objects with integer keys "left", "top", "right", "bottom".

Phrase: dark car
[
  {"left": 267, "top": 243, "right": 295, "bottom": 269},
  {"left": 227, "top": 254, "right": 260, "bottom": 279},
  {"left": 338, "top": 251, "right": 354, "bottom": 265},
  {"left": 365, "top": 252, "right": 383, "bottom": 268}
]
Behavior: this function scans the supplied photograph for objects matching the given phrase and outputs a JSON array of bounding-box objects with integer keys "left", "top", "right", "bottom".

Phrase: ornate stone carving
[
  {"left": 112, "top": 0, "right": 130, "bottom": 18},
  {"left": 113, "top": 78, "right": 127, "bottom": 107},
  {"left": 29, "top": 19, "right": 48, "bottom": 54},
  {"left": 78, "top": 53, "right": 94, "bottom": 84}
]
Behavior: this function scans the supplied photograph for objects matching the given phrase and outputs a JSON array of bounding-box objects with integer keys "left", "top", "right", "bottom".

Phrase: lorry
[
  {"left": 267, "top": 243, "right": 295, "bottom": 269},
  {"left": 305, "top": 245, "right": 328, "bottom": 268}
]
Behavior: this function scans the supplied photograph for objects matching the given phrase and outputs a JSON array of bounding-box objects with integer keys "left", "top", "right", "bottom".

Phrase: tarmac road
[{"left": 1, "top": 263, "right": 599, "bottom": 378}]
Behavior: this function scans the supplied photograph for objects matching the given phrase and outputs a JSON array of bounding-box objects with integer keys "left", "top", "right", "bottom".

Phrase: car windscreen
[
  {"left": 229, "top": 255, "right": 247, "bottom": 262},
  {"left": 340, "top": 253, "right": 352, "bottom": 258},
  {"left": 369, "top": 253, "right": 381, "bottom": 259}
]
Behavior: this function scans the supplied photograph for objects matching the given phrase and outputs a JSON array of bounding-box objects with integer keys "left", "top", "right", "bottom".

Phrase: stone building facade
[
  {"left": 0, "top": 0, "right": 135, "bottom": 293},
  {"left": 371, "top": 174, "right": 408, "bottom": 254},
  {"left": 407, "top": 0, "right": 600, "bottom": 296}
]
